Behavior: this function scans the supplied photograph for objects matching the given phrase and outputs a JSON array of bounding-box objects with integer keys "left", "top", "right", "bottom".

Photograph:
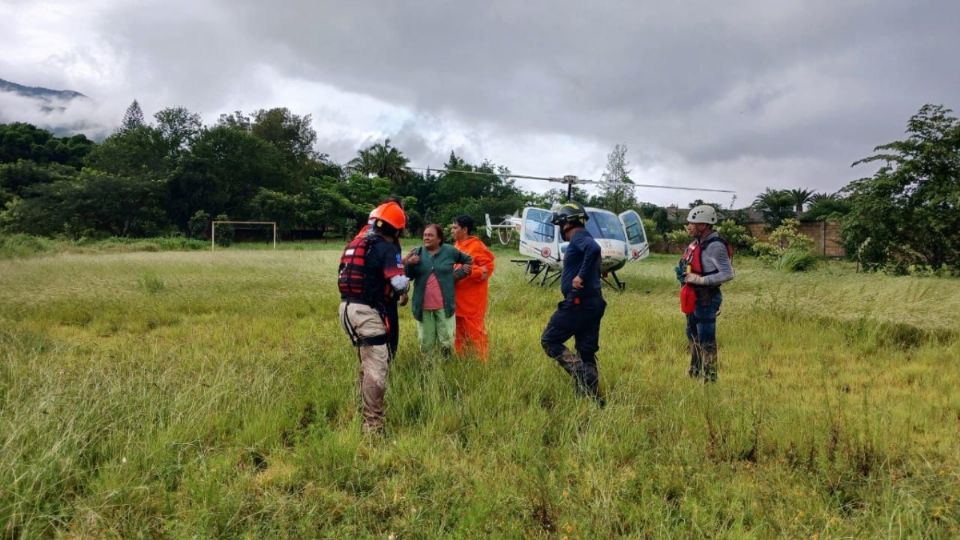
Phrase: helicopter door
[
  {"left": 619, "top": 210, "right": 650, "bottom": 261},
  {"left": 519, "top": 207, "right": 560, "bottom": 264}
]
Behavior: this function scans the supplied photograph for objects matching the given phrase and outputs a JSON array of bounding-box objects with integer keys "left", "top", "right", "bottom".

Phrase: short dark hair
[
  {"left": 453, "top": 215, "right": 475, "bottom": 235},
  {"left": 424, "top": 223, "right": 444, "bottom": 244}
]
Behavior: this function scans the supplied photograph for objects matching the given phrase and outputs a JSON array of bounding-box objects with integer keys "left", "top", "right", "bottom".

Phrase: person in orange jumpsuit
[{"left": 451, "top": 215, "right": 496, "bottom": 361}]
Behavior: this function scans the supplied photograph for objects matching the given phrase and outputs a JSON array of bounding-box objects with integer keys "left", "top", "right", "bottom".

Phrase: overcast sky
[{"left": 2, "top": 0, "right": 958, "bottom": 206}]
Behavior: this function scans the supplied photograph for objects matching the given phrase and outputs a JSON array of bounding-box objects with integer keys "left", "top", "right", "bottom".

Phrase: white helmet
[{"left": 687, "top": 205, "right": 718, "bottom": 224}]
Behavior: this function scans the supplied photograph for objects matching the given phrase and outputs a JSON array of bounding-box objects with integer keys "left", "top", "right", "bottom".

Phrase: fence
[
  {"left": 652, "top": 220, "right": 846, "bottom": 257},
  {"left": 745, "top": 220, "right": 845, "bottom": 257}
]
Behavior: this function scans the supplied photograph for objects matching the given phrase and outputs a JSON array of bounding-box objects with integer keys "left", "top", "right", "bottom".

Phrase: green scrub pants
[{"left": 416, "top": 309, "right": 456, "bottom": 352}]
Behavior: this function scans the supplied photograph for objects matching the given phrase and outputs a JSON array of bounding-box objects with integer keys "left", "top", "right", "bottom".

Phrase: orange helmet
[
  {"left": 372, "top": 201, "right": 406, "bottom": 231},
  {"left": 368, "top": 202, "right": 388, "bottom": 221}
]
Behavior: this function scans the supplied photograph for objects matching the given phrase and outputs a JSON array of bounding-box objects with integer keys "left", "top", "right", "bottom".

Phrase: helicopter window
[
  {"left": 524, "top": 209, "right": 556, "bottom": 243},
  {"left": 621, "top": 213, "right": 646, "bottom": 244},
  {"left": 623, "top": 221, "right": 646, "bottom": 244},
  {"left": 586, "top": 211, "right": 626, "bottom": 241}
]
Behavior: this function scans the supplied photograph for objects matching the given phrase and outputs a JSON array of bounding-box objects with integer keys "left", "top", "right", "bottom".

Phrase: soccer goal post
[{"left": 211, "top": 221, "right": 277, "bottom": 250}]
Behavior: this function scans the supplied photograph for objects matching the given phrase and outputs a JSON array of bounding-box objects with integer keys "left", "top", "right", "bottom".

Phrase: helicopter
[{"left": 408, "top": 167, "right": 735, "bottom": 290}]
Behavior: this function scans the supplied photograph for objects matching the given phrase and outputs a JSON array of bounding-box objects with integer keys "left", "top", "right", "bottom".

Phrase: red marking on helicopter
[{"left": 541, "top": 246, "right": 551, "bottom": 258}]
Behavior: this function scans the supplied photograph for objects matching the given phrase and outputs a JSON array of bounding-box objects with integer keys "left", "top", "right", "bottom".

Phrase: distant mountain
[
  {"left": 0, "top": 78, "right": 86, "bottom": 102},
  {"left": 0, "top": 78, "right": 104, "bottom": 137}
]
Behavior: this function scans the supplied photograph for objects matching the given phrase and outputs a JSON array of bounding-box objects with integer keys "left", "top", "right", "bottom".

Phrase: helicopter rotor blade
[{"left": 405, "top": 166, "right": 735, "bottom": 194}]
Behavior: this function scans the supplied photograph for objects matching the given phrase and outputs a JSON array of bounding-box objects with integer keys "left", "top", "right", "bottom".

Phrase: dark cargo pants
[{"left": 540, "top": 294, "right": 606, "bottom": 400}]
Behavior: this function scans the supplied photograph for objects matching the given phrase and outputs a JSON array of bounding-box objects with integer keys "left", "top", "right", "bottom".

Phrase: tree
[
  {"left": 85, "top": 126, "right": 168, "bottom": 177},
  {"left": 803, "top": 193, "right": 851, "bottom": 221},
  {"left": 1, "top": 169, "right": 169, "bottom": 237},
  {"left": 788, "top": 188, "right": 816, "bottom": 217},
  {"left": 166, "top": 125, "right": 287, "bottom": 229},
  {"left": 0, "top": 123, "right": 93, "bottom": 167},
  {"left": 120, "top": 100, "right": 145, "bottom": 133},
  {"left": 251, "top": 108, "right": 318, "bottom": 163},
  {"left": 217, "top": 110, "right": 252, "bottom": 131},
  {"left": 0, "top": 160, "right": 77, "bottom": 198},
  {"left": 752, "top": 188, "right": 795, "bottom": 228},
  {"left": 597, "top": 143, "right": 636, "bottom": 213},
  {"left": 154, "top": 107, "right": 202, "bottom": 160},
  {"left": 842, "top": 104, "right": 960, "bottom": 273},
  {"left": 529, "top": 186, "right": 590, "bottom": 207},
  {"left": 638, "top": 202, "right": 671, "bottom": 234},
  {"left": 348, "top": 139, "right": 409, "bottom": 182}
]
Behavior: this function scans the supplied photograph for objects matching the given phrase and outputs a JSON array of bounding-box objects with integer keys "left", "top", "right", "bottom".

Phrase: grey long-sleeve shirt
[{"left": 699, "top": 232, "right": 735, "bottom": 286}]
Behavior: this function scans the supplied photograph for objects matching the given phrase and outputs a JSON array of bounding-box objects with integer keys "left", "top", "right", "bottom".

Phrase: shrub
[
  {"left": 188, "top": 210, "right": 211, "bottom": 240},
  {"left": 213, "top": 214, "right": 234, "bottom": 246},
  {"left": 779, "top": 248, "right": 819, "bottom": 272},
  {"left": 753, "top": 219, "right": 818, "bottom": 272},
  {"left": 665, "top": 229, "right": 689, "bottom": 251},
  {"left": 0, "top": 233, "right": 55, "bottom": 258},
  {"left": 641, "top": 218, "right": 662, "bottom": 245},
  {"left": 715, "top": 219, "right": 753, "bottom": 253}
]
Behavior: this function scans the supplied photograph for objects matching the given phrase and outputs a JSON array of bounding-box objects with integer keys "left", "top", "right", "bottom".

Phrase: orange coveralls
[{"left": 453, "top": 236, "right": 496, "bottom": 361}]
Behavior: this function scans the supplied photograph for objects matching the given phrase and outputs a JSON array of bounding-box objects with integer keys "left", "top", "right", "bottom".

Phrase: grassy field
[{"left": 1, "top": 244, "right": 958, "bottom": 538}]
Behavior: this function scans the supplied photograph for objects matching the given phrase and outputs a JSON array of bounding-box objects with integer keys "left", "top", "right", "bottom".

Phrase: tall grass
[
  {"left": 0, "top": 234, "right": 211, "bottom": 259},
  {"left": 0, "top": 250, "right": 957, "bottom": 537}
]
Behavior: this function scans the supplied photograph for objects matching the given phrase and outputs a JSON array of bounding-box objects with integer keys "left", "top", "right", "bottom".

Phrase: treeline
[
  {"left": 0, "top": 102, "right": 622, "bottom": 241},
  {"left": 1, "top": 102, "right": 958, "bottom": 273}
]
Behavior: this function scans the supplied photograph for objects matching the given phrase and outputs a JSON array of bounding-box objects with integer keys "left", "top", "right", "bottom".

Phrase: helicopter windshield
[
  {"left": 585, "top": 210, "right": 626, "bottom": 241},
  {"left": 523, "top": 208, "right": 556, "bottom": 243}
]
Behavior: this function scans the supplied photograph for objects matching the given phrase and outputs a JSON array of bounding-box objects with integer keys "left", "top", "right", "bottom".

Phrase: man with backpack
[{"left": 677, "top": 205, "right": 735, "bottom": 383}]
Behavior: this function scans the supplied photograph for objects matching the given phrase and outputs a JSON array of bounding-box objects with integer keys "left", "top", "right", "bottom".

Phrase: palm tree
[
  {"left": 348, "top": 139, "right": 409, "bottom": 182},
  {"left": 788, "top": 188, "right": 816, "bottom": 217},
  {"left": 805, "top": 193, "right": 852, "bottom": 221},
  {"left": 753, "top": 188, "right": 795, "bottom": 228}
]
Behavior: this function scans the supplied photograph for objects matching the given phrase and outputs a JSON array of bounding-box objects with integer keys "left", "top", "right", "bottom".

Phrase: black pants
[
  {"left": 385, "top": 301, "right": 399, "bottom": 358},
  {"left": 541, "top": 294, "right": 606, "bottom": 395}
]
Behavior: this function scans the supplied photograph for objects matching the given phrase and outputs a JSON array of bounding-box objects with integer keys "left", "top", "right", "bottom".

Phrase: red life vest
[
  {"left": 679, "top": 235, "right": 732, "bottom": 314},
  {"left": 338, "top": 235, "right": 371, "bottom": 299},
  {"left": 338, "top": 234, "right": 394, "bottom": 305},
  {"left": 680, "top": 235, "right": 732, "bottom": 277}
]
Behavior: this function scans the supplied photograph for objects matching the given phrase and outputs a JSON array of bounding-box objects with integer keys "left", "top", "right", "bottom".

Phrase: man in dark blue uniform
[{"left": 540, "top": 201, "right": 606, "bottom": 405}]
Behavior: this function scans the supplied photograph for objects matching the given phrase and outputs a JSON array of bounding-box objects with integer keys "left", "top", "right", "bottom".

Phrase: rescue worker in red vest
[
  {"left": 363, "top": 199, "right": 408, "bottom": 358},
  {"left": 677, "top": 204, "right": 734, "bottom": 382},
  {"left": 337, "top": 201, "right": 410, "bottom": 433}
]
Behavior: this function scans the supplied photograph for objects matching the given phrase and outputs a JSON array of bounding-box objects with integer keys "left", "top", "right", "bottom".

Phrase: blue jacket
[{"left": 561, "top": 228, "right": 602, "bottom": 297}]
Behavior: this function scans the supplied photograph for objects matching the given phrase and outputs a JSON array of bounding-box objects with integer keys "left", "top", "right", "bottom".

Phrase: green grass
[
  {"left": 0, "top": 233, "right": 359, "bottom": 260},
  {"left": 1, "top": 249, "right": 958, "bottom": 537}
]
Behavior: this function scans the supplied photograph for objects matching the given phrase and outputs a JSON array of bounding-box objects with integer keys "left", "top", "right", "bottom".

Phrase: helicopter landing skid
[
  {"left": 601, "top": 271, "right": 626, "bottom": 292},
  {"left": 513, "top": 259, "right": 562, "bottom": 287}
]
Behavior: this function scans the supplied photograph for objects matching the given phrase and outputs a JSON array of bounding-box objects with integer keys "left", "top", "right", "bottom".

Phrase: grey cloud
[{"left": 26, "top": 0, "right": 960, "bottom": 200}]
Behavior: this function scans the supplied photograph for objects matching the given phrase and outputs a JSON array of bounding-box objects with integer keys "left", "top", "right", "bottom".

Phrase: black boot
[
  {"left": 702, "top": 345, "right": 718, "bottom": 383},
  {"left": 687, "top": 342, "right": 702, "bottom": 378},
  {"left": 576, "top": 358, "right": 604, "bottom": 407}
]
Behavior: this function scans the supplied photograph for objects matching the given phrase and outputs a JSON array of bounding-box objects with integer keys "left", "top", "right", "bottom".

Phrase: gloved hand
[
  {"left": 674, "top": 263, "right": 686, "bottom": 285},
  {"left": 684, "top": 273, "right": 706, "bottom": 285},
  {"left": 390, "top": 274, "right": 410, "bottom": 293}
]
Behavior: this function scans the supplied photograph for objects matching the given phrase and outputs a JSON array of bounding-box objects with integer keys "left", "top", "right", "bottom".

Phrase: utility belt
[
  {"left": 340, "top": 295, "right": 388, "bottom": 309},
  {"left": 566, "top": 287, "right": 602, "bottom": 299},
  {"left": 690, "top": 284, "right": 720, "bottom": 306},
  {"left": 680, "top": 283, "right": 720, "bottom": 314},
  {"left": 339, "top": 300, "right": 391, "bottom": 348},
  {"left": 565, "top": 290, "right": 602, "bottom": 303}
]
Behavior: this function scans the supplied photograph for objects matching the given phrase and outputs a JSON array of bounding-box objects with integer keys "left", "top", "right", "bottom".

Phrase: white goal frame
[{"left": 211, "top": 221, "right": 277, "bottom": 250}]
